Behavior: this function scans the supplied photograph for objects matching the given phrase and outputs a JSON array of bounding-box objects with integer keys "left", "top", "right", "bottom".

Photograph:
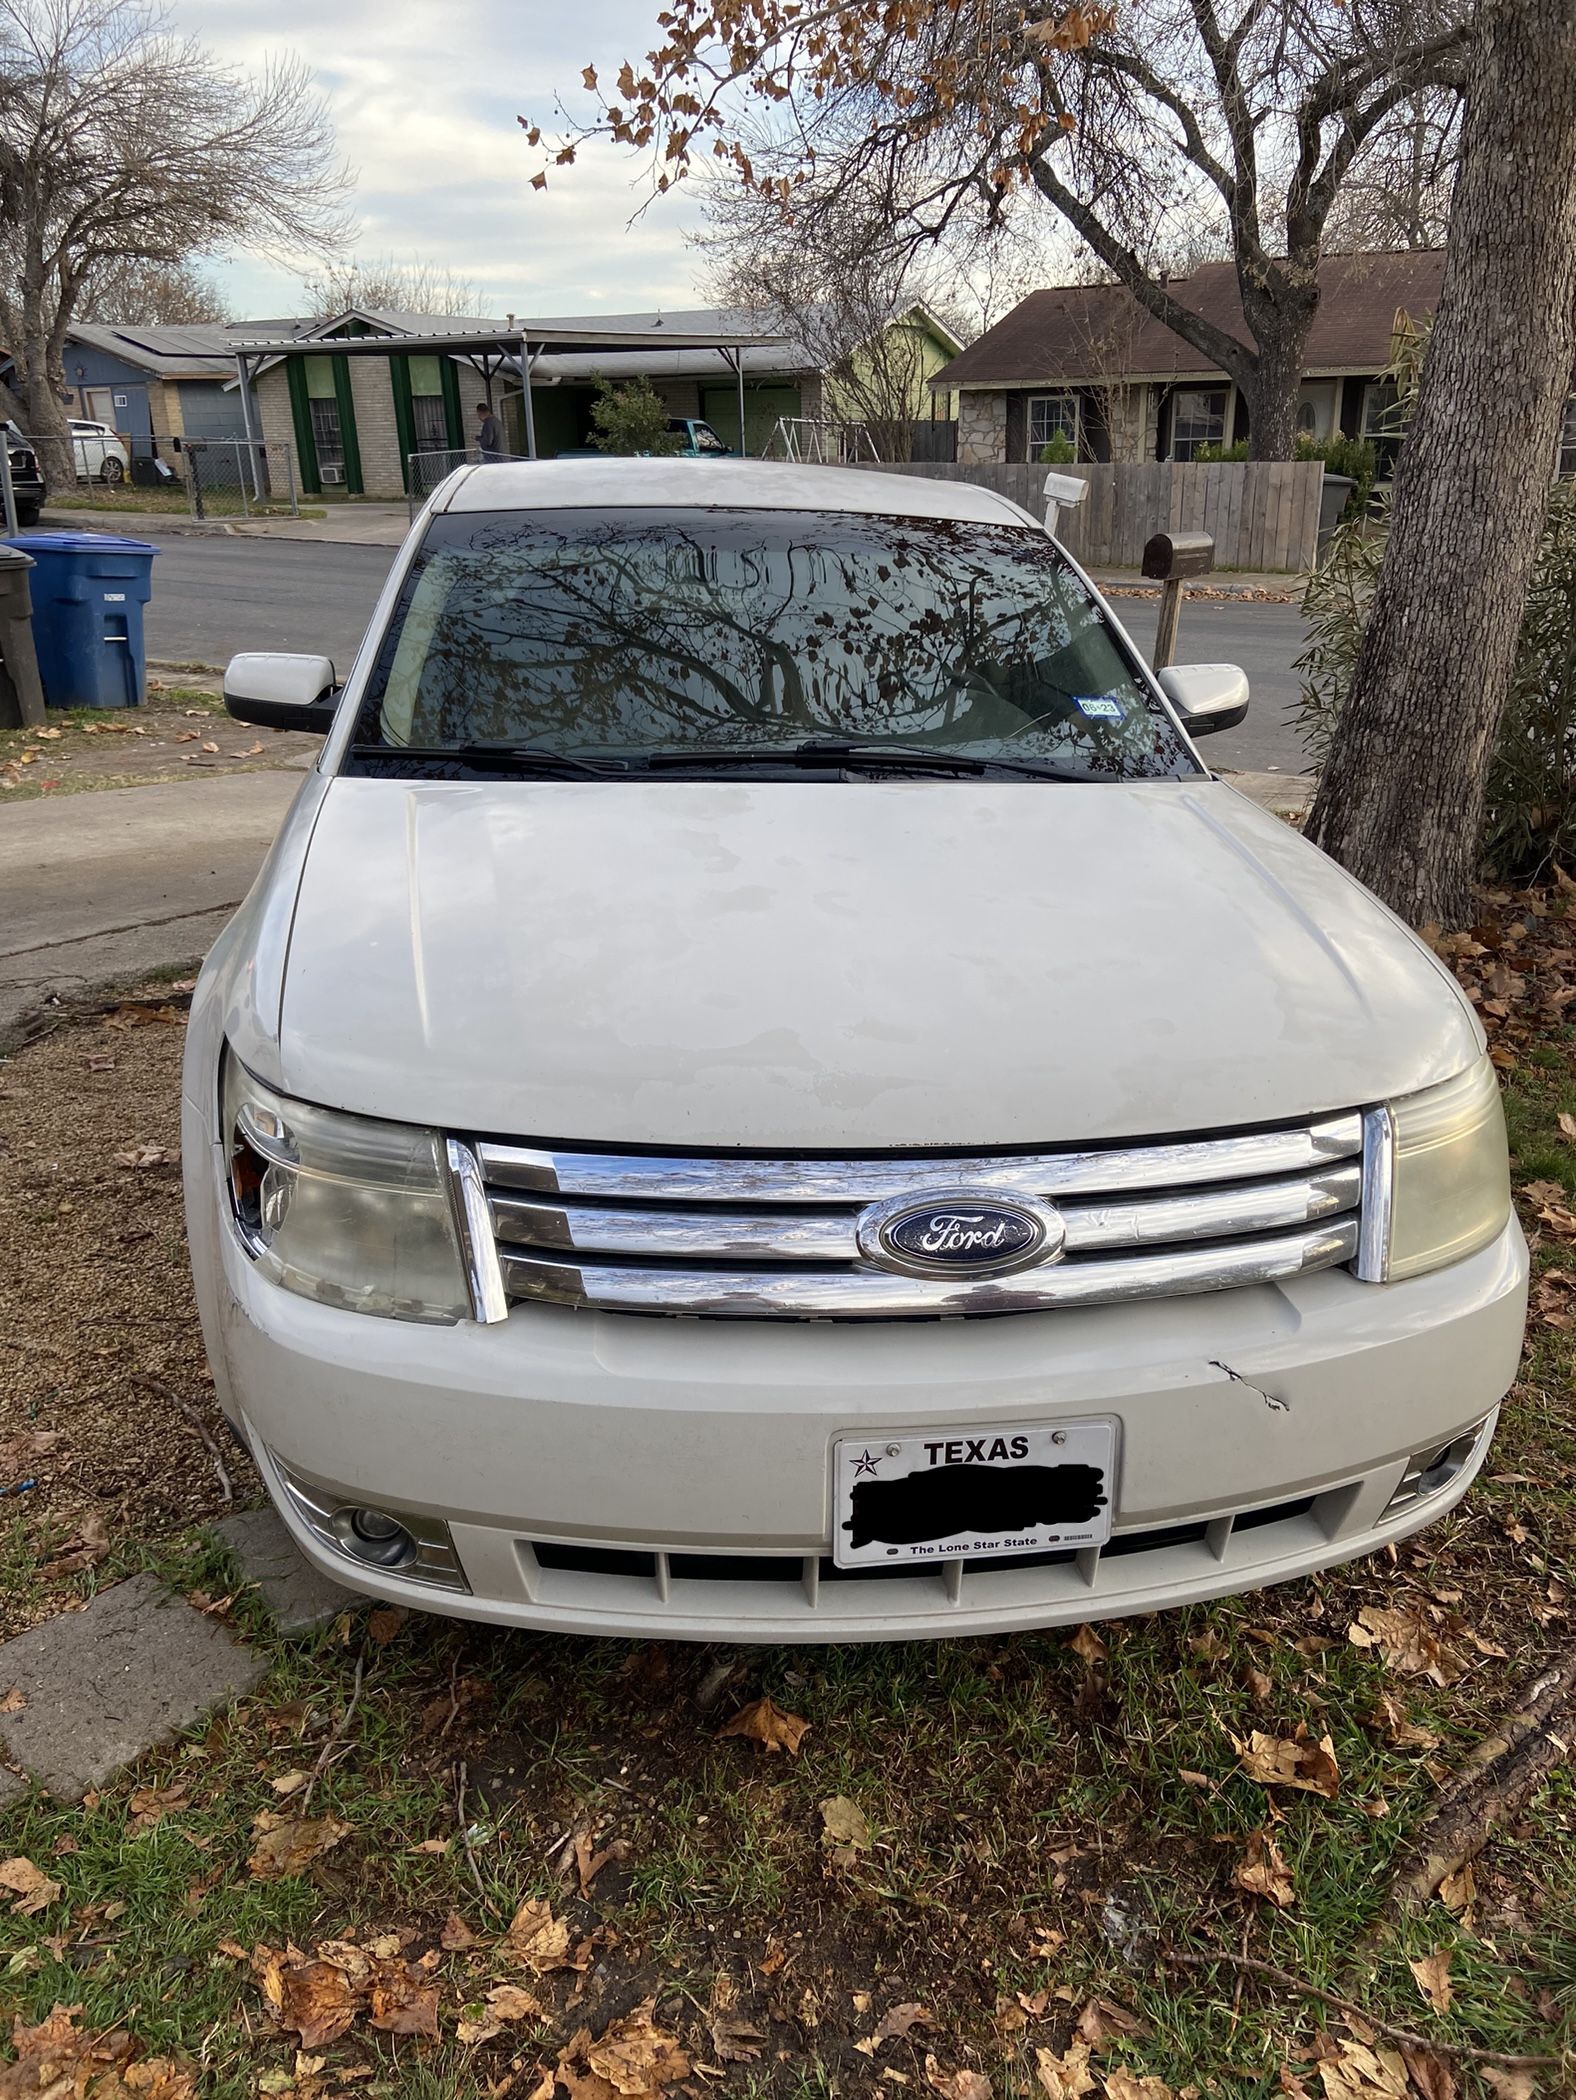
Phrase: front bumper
[{"left": 187, "top": 1080, "right": 1528, "bottom": 1640}]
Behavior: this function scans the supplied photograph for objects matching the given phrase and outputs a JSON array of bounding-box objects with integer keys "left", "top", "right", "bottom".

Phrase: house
[
  {"left": 239, "top": 301, "right": 967, "bottom": 500},
  {"left": 931, "top": 250, "right": 1448, "bottom": 467},
  {"left": 60, "top": 321, "right": 277, "bottom": 463}
]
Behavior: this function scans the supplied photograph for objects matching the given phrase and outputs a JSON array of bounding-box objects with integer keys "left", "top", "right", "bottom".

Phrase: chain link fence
[
  {"left": 406, "top": 446, "right": 487, "bottom": 519},
  {"left": 183, "top": 439, "right": 298, "bottom": 520},
  {"left": 7, "top": 430, "right": 297, "bottom": 522}
]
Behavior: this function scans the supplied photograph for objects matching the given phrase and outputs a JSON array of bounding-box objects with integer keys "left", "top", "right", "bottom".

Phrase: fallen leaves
[
  {"left": 0, "top": 1856, "right": 60, "bottom": 1915},
  {"left": 42, "top": 1512, "right": 109, "bottom": 1579},
  {"left": 246, "top": 1813, "right": 350, "bottom": 1881},
  {"left": 0, "top": 2005, "right": 196, "bottom": 2098},
  {"left": 924, "top": 2059, "right": 991, "bottom": 2100},
  {"left": 501, "top": 1895, "right": 572, "bottom": 1973},
  {"left": 1234, "top": 1725, "right": 1341, "bottom": 1798},
  {"left": 717, "top": 1695, "right": 809, "bottom": 1755},
  {"left": 1311, "top": 2035, "right": 1410, "bottom": 2098},
  {"left": 875, "top": 2004, "right": 935, "bottom": 2042},
  {"left": 1365, "top": 1692, "right": 1441, "bottom": 1753},
  {"left": 456, "top": 1982, "right": 548, "bottom": 2046},
  {"left": 557, "top": 2000, "right": 690, "bottom": 2100},
  {"left": 819, "top": 1793, "right": 871, "bottom": 1864},
  {"left": 1348, "top": 1607, "right": 1467, "bottom": 1687},
  {"left": 113, "top": 1142, "right": 179, "bottom": 1169},
  {"left": 254, "top": 1937, "right": 443, "bottom": 2049},
  {"left": 1407, "top": 1949, "right": 1453, "bottom": 2016},
  {"left": 1036, "top": 2043, "right": 1097, "bottom": 2100},
  {"left": 1232, "top": 1827, "right": 1296, "bottom": 1908}
]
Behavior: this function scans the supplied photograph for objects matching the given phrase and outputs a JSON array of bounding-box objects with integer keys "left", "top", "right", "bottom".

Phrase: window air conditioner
[{"left": 319, "top": 463, "right": 345, "bottom": 485}]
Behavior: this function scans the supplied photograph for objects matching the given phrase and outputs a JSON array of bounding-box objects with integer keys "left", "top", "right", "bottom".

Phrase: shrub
[
  {"left": 1191, "top": 439, "right": 1249, "bottom": 463},
  {"left": 1038, "top": 432, "right": 1077, "bottom": 464},
  {"left": 1296, "top": 482, "right": 1576, "bottom": 879},
  {"left": 589, "top": 374, "right": 682, "bottom": 456}
]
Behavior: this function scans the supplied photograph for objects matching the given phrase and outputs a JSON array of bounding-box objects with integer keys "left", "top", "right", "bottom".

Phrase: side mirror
[
  {"left": 224, "top": 652, "right": 340, "bottom": 733},
  {"left": 1157, "top": 662, "right": 1249, "bottom": 737}
]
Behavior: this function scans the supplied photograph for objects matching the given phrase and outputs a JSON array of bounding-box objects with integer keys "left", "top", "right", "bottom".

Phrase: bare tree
[
  {"left": 1305, "top": 0, "right": 1576, "bottom": 926},
  {"left": 700, "top": 190, "right": 972, "bottom": 461},
  {"left": 557, "top": 0, "right": 1479, "bottom": 459},
  {"left": 299, "top": 254, "right": 485, "bottom": 322},
  {"left": 81, "top": 255, "right": 231, "bottom": 324},
  {"left": 1323, "top": 89, "right": 1461, "bottom": 250},
  {"left": 0, "top": 0, "right": 348, "bottom": 459}
]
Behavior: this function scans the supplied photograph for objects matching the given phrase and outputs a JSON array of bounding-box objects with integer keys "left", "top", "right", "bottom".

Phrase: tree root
[{"left": 1382, "top": 1641, "right": 1576, "bottom": 1918}]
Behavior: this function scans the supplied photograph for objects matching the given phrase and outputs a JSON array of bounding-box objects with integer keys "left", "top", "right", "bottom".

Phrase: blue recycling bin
[{"left": 6, "top": 531, "right": 158, "bottom": 709}]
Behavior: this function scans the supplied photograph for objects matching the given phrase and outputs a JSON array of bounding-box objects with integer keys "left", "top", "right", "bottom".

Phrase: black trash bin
[{"left": 0, "top": 543, "right": 45, "bottom": 729}]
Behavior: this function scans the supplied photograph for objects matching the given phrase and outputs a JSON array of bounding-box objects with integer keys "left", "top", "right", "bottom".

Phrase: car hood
[{"left": 275, "top": 775, "right": 1480, "bottom": 1148}]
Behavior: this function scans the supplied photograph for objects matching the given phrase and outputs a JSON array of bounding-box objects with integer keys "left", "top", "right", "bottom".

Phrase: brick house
[{"left": 933, "top": 251, "right": 1450, "bottom": 467}]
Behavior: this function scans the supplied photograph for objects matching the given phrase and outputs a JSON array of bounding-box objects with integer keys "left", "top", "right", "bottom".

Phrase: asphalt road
[{"left": 140, "top": 534, "right": 1313, "bottom": 775}]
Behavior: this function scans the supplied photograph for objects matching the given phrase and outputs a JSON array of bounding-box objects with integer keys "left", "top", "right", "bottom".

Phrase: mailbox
[{"left": 1141, "top": 530, "right": 1215, "bottom": 581}]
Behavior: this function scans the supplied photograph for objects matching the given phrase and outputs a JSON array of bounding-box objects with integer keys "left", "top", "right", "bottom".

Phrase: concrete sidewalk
[
  {"left": 0, "top": 768, "right": 304, "bottom": 1040},
  {"left": 42, "top": 500, "right": 410, "bottom": 548}
]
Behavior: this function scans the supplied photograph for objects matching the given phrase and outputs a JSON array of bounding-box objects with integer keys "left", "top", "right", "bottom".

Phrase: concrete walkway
[{"left": 0, "top": 767, "right": 304, "bottom": 1040}]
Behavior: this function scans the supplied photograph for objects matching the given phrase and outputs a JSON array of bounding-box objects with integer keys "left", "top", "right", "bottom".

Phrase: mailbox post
[{"left": 1141, "top": 529, "right": 1214, "bottom": 671}]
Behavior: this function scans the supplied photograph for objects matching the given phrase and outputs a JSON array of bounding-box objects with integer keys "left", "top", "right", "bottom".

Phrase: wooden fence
[{"left": 867, "top": 460, "right": 1326, "bottom": 573}]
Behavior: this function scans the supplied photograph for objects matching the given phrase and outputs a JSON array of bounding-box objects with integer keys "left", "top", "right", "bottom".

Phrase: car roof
[{"left": 436, "top": 456, "right": 1042, "bottom": 530}]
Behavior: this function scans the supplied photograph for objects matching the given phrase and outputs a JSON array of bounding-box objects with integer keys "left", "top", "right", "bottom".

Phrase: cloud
[{"left": 173, "top": 0, "right": 707, "bottom": 318}]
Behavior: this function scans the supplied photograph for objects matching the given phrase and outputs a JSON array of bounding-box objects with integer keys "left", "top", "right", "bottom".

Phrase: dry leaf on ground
[
  {"left": 710, "top": 2012, "right": 766, "bottom": 2062},
  {"left": 1075, "top": 1998, "right": 1146, "bottom": 2045},
  {"left": 42, "top": 1512, "right": 110, "bottom": 1578},
  {"left": 440, "top": 1910, "right": 481, "bottom": 1951},
  {"left": 1313, "top": 2036, "right": 1410, "bottom": 2098},
  {"left": 1401, "top": 2047, "right": 1457, "bottom": 2100},
  {"left": 1407, "top": 1950, "right": 1453, "bottom": 2017},
  {"left": 876, "top": 2004, "right": 935, "bottom": 2041},
  {"left": 1479, "top": 2072, "right": 1536, "bottom": 2100},
  {"left": 246, "top": 1814, "right": 350, "bottom": 1881},
  {"left": 1102, "top": 2074, "right": 1176, "bottom": 2100},
  {"left": 1233, "top": 1827, "right": 1295, "bottom": 1908},
  {"left": 717, "top": 1695, "right": 809, "bottom": 1755},
  {"left": 0, "top": 1856, "right": 61, "bottom": 1914},
  {"left": 1347, "top": 1607, "right": 1467, "bottom": 1686},
  {"left": 1036, "top": 2043, "right": 1097, "bottom": 2100},
  {"left": 368, "top": 1964, "right": 440, "bottom": 2037},
  {"left": 558, "top": 2000, "right": 691, "bottom": 2100},
  {"left": 1, "top": 2005, "right": 196, "bottom": 2097},
  {"left": 366, "top": 1606, "right": 406, "bottom": 1644},
  {"left": 501, "top": 1895, "right": 572, "bottom": 1972},
  {"left": 1364, "top": 1693, "right": 1441, "bottom": 1753},
  {"left": 1067, "top": 1623, "right": 1107, "bottom": 1664},
  {"left": 456, "top": 1983, "right": 547, "bottom": 2047},
  {"left": 925, "top": 2058, "right": 992, "bottom": 2100},
  {"left": 819, "top": 1794, "right": 871, "bottom": 1863},
  {"left": 1235, "top": 1724, "right": 1341, "bottom": 1798},
  {"left": 254, "top": 1945, "right": 363, "bottom": 2050}
]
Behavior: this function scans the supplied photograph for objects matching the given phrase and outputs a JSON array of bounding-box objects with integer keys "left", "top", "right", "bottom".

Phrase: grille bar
[
  {"left": 476, "top": 1113, "right": 1364, "bottom": 1205},
  {"left": 499, "top": 1216, "right": 1360, "bottom": 1318},
  {"left": 489, "top": 1162, "right": 1362, "bottom": 1267}
]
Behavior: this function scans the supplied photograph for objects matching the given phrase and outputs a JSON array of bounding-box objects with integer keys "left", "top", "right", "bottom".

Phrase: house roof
[
  {"left": 933, "top": 250, "right": 1445, "bottom": 390},
  {"left": 524, "top": 301, "right": 968, "bottom": 384},
  {"left": 65, "top": 321, "right": 261, "bottom": 379}
]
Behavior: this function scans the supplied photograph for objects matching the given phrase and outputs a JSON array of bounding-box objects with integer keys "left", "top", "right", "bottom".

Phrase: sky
[{"left": 176, "top": 0, "right": 711, "bottom": 322}]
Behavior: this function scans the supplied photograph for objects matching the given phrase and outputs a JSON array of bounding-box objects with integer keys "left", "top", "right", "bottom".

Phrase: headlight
[
  {"left": 221, "top": 1053, "right": 471, "bottom": 1323},
  {"left": 1367, "top": 1055, "right": 1511, "bottom": 1282}
]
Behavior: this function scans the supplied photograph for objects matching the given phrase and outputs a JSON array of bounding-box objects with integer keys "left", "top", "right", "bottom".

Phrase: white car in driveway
[
  {"left": 183, "top": 459, "right": 1527, "bottom": 1641},
  {"left": 69, "top": 417, "right": 129, "bottom": 483}
]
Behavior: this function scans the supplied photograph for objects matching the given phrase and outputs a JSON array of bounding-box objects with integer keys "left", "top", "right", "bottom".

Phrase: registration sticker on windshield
[{"left": 1074, "top": 694, "right": 1125, "bottom": 721}]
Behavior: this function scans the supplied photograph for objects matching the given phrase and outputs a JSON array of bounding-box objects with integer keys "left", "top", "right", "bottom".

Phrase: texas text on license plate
[{"left": 832, "top": 1420, "right": 1117, "bottom": 1569}]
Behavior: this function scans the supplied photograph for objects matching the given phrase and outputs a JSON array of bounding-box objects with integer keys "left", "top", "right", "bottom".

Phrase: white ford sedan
[{"left": 183, "top": 460, "right": 1527, "bottom": 1640}]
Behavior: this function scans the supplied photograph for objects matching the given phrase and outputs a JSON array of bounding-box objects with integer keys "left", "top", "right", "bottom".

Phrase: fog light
[
  {"left": 333, "top": 1506, "right": 417, "bottom": 1568},
  {"left": 1385, "top": 1421, "right": 1490, "bottom": 1515}
]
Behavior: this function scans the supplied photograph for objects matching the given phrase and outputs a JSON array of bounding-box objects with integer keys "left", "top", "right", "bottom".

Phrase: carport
[{"left": 228, "top": 320, "right": 788, "bottom": 493}]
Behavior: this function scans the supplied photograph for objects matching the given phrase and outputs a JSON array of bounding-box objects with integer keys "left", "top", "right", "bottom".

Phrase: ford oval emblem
[{"left": 857, "top": 1189, "right": 1066, "bottom": 1280}]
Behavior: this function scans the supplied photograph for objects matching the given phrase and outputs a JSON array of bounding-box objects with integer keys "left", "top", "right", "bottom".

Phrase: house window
[
  {"left": 1361, "top": 380, "right": 1404, "bottom": 476},
  {"left": 1559, "top": 395, "right": 1576, "bottom": 478},
  {"left": 1027, "top": 392, "right": 1081, "bottom": 459},
  {"left": 1170, "top": 387, "right": 1228, "bottom": 461},
  {"left": 304, "top": 356, "right": 344, "bottom": 474},
  {"left": 408, "top": 355, "right": 449, "bottom": 454}
]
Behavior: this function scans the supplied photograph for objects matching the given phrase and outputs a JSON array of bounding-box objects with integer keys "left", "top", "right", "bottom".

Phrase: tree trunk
[
  {"left": 1305, "top": 0, "right": 1576, "bottom": 927},
  {"left": 1241, "top": 277, "right": 1318, "bottom": 461}
]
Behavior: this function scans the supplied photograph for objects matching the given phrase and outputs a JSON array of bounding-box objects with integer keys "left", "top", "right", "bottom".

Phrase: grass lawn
[
  {"left": 0, "top": 895, "right": 1573, "bottom": 2098},
  {"left": 0, "top": 687, "right": 319, "bottom": 802}
]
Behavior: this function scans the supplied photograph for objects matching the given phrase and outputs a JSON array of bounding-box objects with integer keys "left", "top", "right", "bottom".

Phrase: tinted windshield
[{"left": 352, "top": 506, "right": 1197, "bottom": 782}]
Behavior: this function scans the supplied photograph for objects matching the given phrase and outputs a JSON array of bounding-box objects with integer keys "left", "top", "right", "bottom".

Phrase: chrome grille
[{"left": 469, "top": 1112, "right": 1368, "bottom": 1319}]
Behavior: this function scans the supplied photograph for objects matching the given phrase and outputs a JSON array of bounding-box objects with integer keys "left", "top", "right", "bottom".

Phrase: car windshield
[{"left": 352, "top": 506, "right": 1198, "bottom": 782}]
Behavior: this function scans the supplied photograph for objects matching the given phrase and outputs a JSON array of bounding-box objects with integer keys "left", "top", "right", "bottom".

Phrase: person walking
[{"left": 476, "top": 400, "right": 504, "bottom": 462}]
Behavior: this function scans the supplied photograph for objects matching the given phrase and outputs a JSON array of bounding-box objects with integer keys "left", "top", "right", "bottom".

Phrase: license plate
[{"left": 832, "top": 1420, "right": 1117, "bottom": 1569}]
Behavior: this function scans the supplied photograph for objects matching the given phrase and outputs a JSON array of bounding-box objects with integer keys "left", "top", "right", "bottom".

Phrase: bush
[
  {"left": 1192, "top": 438, "right": 1249, "bottom": 463},
  {"left": 589, "top": 374, "right": 682, "bottom": 456},
  {"left": 1294, "top": 429, "right": 1377, "bottom": 513},
  {"left": 1037, "top": 432, "right": 1077, "bottom": 464},
  {"left": 1296, "top": 482, "right": 1576, "bottom": 879}
]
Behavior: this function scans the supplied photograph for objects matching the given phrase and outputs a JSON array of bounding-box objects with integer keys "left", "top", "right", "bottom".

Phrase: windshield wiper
[
  {"left": 353, "top": 742, "right": 629, "bottom": 778},
  {"left": 641, "top": 738, "right": 1078, "bottom": 780}
]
